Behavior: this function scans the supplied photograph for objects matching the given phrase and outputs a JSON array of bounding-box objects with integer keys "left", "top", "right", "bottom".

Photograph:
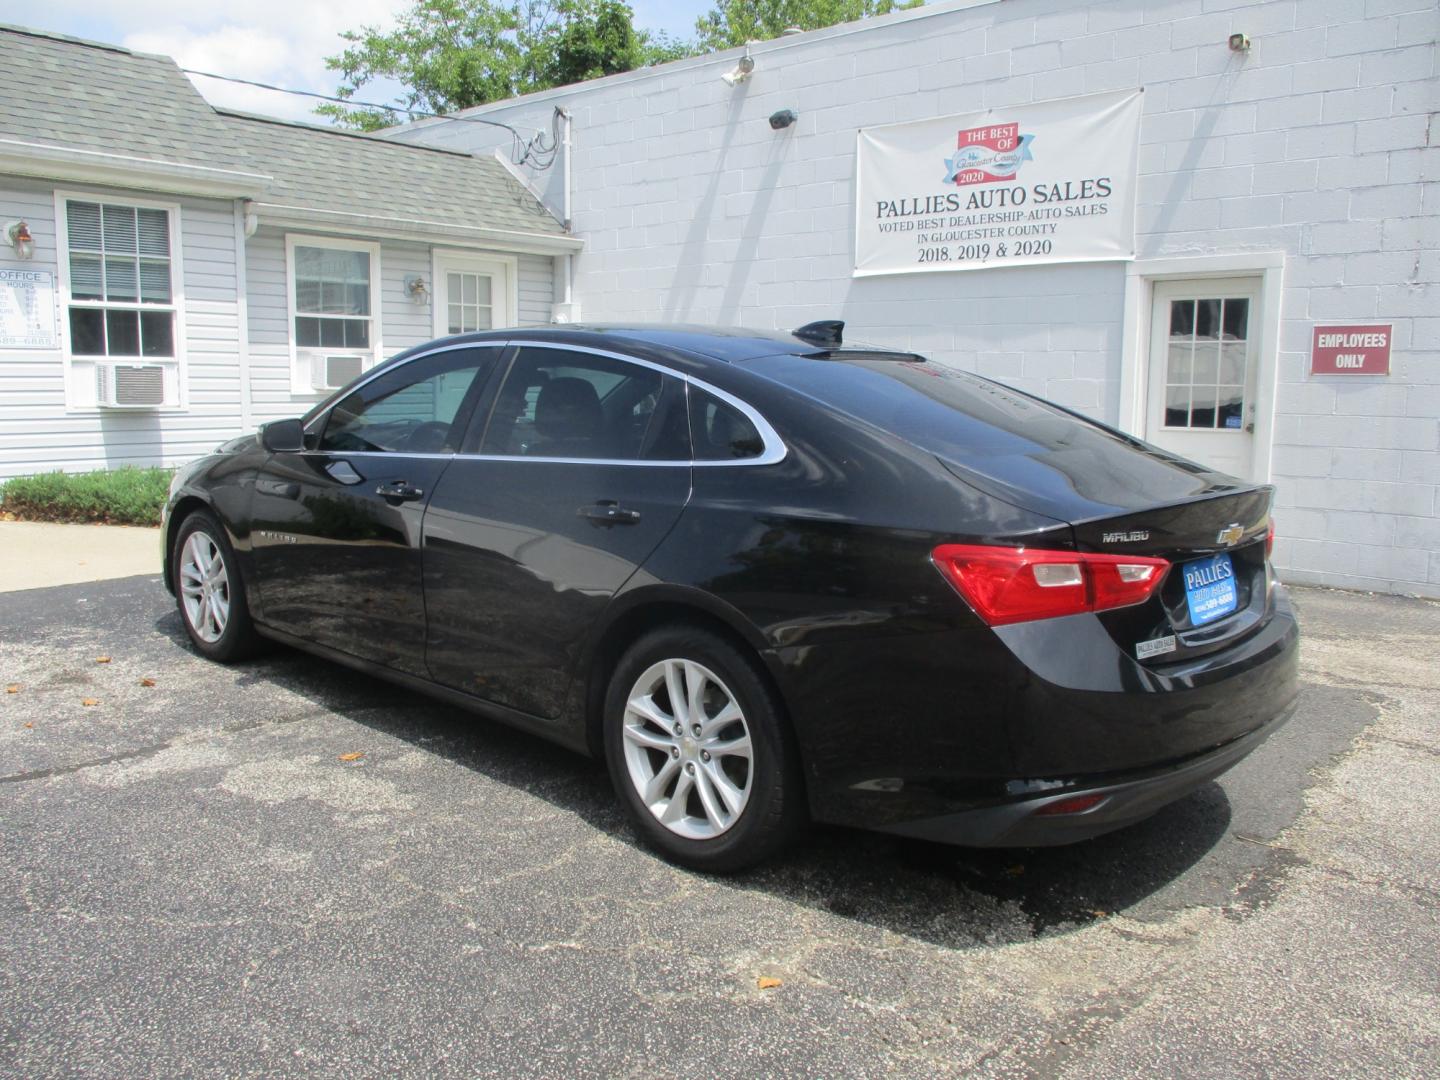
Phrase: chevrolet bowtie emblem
[{"left": 1216, "top": 524, "right": 1244, "bottom": 546}]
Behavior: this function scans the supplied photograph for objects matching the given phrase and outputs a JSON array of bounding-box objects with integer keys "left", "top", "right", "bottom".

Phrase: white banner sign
[
  {"left": 0, "top": 268, "right": 56, "bottom": 348},
  {"left": 855, "top": 90, "right": 1142, "bottom": 277}
]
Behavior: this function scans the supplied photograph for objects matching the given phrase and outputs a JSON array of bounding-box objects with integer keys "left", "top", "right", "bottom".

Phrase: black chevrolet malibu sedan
[{"left": 162, "top": 322, "right": 1299, "bottom": 871}]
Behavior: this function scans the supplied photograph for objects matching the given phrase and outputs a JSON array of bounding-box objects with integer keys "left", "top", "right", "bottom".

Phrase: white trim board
[
  {"left": 1118, "top": 252, "right": 1286, "bottom": 484},
  {"left": 4, "top": 138, "right": 269, "bottom": 199},
  {"left": 253, "top": 203, "right": 581, "bottom": 255}
]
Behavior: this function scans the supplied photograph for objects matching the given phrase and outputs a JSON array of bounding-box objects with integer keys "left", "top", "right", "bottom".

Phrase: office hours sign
[
  {"left": 0, "top": 269, "right": 56, "bottom": 348},
  {"left": 855, "top": 90, "right": 1142, "bottom": 277}
]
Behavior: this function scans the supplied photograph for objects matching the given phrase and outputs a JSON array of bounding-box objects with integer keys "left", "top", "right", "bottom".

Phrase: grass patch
[{"left": 0, "top": 466, "right": 171, "bottom": 526}]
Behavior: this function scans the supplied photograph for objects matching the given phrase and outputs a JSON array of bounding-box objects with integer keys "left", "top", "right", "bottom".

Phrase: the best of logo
[{"left": 942, "top": 122, "right": 1035, "bottom": 186}]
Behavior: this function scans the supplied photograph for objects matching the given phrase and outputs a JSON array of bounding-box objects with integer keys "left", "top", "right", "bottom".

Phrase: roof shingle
[{"left": 0, "top": 24, "right": 566, "bottom": 239}]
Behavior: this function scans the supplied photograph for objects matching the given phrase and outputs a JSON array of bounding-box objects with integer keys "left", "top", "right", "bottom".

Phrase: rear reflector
[
  {"left": 1033, "top": 793, "right": 1107, "bottom": 817},
  {"left": 931, "top": 544, "right": 1170, "bottom": 626},
  {"left": 1266, "top": 519, "right": 1275, "bottom": 558}
]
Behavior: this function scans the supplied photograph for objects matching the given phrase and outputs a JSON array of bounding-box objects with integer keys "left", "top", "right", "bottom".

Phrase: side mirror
[{"left": 260, "top": 418, "right": 306, "bottom": 453}]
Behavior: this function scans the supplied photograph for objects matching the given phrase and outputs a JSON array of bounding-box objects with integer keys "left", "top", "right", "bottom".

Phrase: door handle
[
  {"left": 578, "top": 500, "right": 641, "bottom": 525},
  {"left": 376, "top": 480, "right": 425, "bottom": 504}
]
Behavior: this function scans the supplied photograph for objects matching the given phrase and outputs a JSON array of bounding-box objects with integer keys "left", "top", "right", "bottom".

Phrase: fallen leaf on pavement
[
  {"left": 1092, "top": 910, "right": 1108, "bottom": 918},
  {"left": 81, "top": 698, "right": 100, "bottom": 707},
  {"left": 5, "top": 684, "right": 18, "bottom": 694},
  {"left": 139, "top": 678, "right": 157, "bottom": 687},
  {"left": 757, "top": 976, "right": 782, "bottom": 990},
  {"left": 338, "top": 752, "right": 365, "bottom": 762},
  {"left": 23, "top": 722, "right": 33, "bottom": 728},
  {"left": 95, "top": 656, "right": 112, "bottom": 664}
]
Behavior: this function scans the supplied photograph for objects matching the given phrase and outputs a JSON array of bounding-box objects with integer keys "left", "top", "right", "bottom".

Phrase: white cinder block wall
[{"left": 388, "top": 0, "right": 1439, "bottom": 598}]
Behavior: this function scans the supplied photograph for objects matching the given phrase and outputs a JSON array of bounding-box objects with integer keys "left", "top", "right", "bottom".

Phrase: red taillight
[
  {"left": 1033, "top": 793, "right": 1107, "bottom": 816},
  {"left": 1266, "top": 519, "right": 1275, "bottom": 558},
  {"left": 931, "top": 544, "right": 1170, "bottom": 626}
]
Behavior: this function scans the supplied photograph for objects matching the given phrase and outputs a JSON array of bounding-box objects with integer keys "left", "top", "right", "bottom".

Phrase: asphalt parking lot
[{"left": 2, "top": 576, "right": 1437, "bottom": 1078}]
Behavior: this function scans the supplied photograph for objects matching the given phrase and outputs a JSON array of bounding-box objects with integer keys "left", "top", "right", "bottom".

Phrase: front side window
[
  {"left": 65, "top": 200, "right": 176, "bottom": 358},
  {"left": 481, "top": 348, "right": 688, "bottom": 461},
  {"left": 321, "top": 348, "right": 494, "bottom": 453},
  {"left": 293, "top": 244, "right": 373, "bottom": 350}
]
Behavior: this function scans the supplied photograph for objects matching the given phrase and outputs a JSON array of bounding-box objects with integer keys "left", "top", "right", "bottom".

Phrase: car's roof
[{"left": 423, "top": 323, "right": 830, "bottom": 364}]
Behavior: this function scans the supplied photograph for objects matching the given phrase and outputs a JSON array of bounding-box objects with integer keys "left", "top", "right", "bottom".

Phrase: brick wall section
[{"left": 391, "top": 0, "right": 1439, "bottom": 596}]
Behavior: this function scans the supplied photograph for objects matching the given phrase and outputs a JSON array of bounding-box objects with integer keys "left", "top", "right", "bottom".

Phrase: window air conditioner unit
[
  {"left": 96, "top": 363, "right": 166, "bottom": 408},
  {"left": 309, "top": 353, "right": 365, "bottom": 392}
]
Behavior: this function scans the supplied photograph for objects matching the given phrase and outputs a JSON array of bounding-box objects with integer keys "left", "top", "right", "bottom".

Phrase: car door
[
  {"left": 422, "top": 343, "right": 693, "bottom": 719},
  {"left": 248, "top": 343, "right": 502, "bottom": 674}
]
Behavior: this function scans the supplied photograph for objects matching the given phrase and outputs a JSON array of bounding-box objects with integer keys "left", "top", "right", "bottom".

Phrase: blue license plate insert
[{"left": 1183, "top": 552, "right": 1238, "bottom": 626}]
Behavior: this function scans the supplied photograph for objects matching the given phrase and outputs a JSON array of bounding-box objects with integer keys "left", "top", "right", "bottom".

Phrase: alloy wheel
[
  {"left": 621, "top": 658, "right": 754, "bottom": 840},
  {"left": 179, "top": 531, "right": 231, "bottom": 644}
]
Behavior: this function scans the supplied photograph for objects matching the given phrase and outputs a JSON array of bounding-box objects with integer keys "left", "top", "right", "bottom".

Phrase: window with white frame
[
  {"left": 287, "top": 236, "right": 381, "bottom": 394},
  {"left": 294, "top": 245, "right": 371, "bottom": 348},
  {"left": 64, "top": 200, "right": 177, "bottom": 360}
]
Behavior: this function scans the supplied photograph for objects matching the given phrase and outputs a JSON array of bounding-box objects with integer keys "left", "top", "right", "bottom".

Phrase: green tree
[
  {"left": 692, "top": 0, "right": 924, "bottom": 52},
  {"left": 319, "top": 0, "right": 925, "bottom": 130},
  {"left": 318, "top": 0, "right": 681, "bottom": 130}
]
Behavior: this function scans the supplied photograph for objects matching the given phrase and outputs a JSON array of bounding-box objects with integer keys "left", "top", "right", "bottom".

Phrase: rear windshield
[{"left": 751, "top": 355, "right": 1228, "bottom": 511}]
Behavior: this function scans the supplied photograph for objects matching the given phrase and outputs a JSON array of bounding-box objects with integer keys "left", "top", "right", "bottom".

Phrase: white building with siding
[
  {"left": 384, "top": 0, "right": 1437, "bottom": 598},
  {"left": 0, "top": 25, "right": 575, "bottom": 478}
]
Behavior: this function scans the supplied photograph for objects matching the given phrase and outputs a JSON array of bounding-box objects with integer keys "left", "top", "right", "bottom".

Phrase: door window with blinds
[
  {"left": 1162, "top": 296, "right": 1251, "bottom": 431},
  {"left": 64, "top": 200, "right": 177, "bottom": 359}
]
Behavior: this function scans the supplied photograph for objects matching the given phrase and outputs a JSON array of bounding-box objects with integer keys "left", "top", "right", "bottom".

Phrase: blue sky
[{"left": 19, "top": 1, "right": 715, "bottom": 123}]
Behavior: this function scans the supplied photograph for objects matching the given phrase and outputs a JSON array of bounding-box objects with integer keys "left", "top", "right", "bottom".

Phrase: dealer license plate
[{"left": 1182, "top": 552, "right": 1238, "bottom": 626}]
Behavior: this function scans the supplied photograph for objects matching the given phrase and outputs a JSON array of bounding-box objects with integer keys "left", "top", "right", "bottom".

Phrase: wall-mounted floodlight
[
  {"left": 721, "top": 45, "right": 755, "bottom": 86},
  {"left": 1228, "top": 32, "right": 1251, "bottom": 52},
  {"left": 769, "top": 109, "right": 798, "bottom": 131}
]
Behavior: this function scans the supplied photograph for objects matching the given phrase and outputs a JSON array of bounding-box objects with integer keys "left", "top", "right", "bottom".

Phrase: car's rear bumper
[
  {"left": 875, "top": 698, "right": 1295, "bottom": 846},
  {"left": 771, "top": 583, "right": 1300, "bottom": 845}
]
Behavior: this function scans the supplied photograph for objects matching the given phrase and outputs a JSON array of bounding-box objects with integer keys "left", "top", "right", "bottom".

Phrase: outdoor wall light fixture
[
  {"left": 721, "top": 45, "right": 755, "bottom": 86},
  {"left": 405, "top": 275, "right": 430, "bottom": 303},
  {"left": 1228, "top": 32, "right": 1251, "bottom": 52},
  {"left": 4, "top": 220, "right": 35, "bottom": 260},
  {"left": 769, "top": 109, "right": 798, "bottom": 131}
]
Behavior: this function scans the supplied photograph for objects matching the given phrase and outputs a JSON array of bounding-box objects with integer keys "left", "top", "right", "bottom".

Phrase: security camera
[
  {"left": 769, "top": 109, "right": 797, "bottom": 130},
  {"left": 721, "top": 54, "right": 755, "bottom": 86}
]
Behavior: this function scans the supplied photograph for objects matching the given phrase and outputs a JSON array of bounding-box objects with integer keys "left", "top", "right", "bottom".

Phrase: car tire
[
  {"left": 603, "top": 625, "right": 805, "bottom": 872},
  {"left": 172, "top": 509, "right": 263, "bottom": 663}
]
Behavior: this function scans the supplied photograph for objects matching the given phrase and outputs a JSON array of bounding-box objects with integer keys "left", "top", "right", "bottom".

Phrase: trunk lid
[{"left": 740, "top": 355, "right": 1277, "bottom": 658}]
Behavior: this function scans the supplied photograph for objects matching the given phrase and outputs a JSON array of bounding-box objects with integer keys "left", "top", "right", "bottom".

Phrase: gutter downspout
[
  {"left": 233, "top": 200, "right": 255, "bottom": 431},
  {"left": 554, "top": 107, "right": 579, "bottom": 322}
]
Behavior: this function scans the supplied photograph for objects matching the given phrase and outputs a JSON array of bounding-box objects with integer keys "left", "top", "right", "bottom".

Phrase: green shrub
[{"left": 0, "top": 466, "right": 172, "bottom": 526}]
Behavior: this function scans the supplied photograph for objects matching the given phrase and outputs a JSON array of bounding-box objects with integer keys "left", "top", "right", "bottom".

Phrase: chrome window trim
[{"left": 305, "top": 337, "right": 788, "bottom": 468}]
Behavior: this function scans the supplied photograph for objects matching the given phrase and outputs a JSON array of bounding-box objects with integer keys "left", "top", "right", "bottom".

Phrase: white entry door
[
  {"left": 433, "top": 252, "right": 515, "bottom": 337},
  {"left": 1145, "top": 278, "right": 1261, "bottom": 479}
]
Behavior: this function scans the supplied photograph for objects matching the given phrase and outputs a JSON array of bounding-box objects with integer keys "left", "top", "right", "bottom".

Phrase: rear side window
[
  {"left": 690, "top": 387, "right": 764, "bottom": 460},
  {"left": 481, "top": 347, "right": 687, "bottom": 461}
]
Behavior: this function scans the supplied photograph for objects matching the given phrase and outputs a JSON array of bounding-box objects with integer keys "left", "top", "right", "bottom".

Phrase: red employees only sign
[{"left": 1311, "top": 324, "right": 1392, "bottom": 375}]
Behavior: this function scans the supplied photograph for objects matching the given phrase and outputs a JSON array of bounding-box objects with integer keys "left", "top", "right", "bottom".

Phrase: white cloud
[
  {"left": 24, "top": 0, "right": 710, "bottom": 123},
  {"left": 38, "top": 0, "right": 410, "bottom": 123}
]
